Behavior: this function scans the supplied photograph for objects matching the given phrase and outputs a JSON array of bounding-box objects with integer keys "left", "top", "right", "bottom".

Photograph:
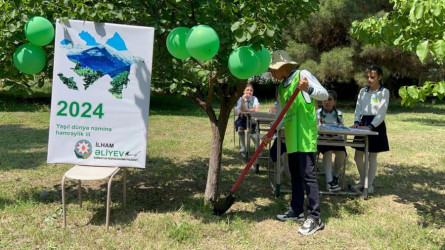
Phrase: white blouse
[
  {"left": 353, "top": 86, "right": 390, "bottom": 127},
  {"left": 236, "top": 96, "right": 260, "bottom": 110},
  {"left": 317, "top": 108, "right": 344, "bottom": 126}
]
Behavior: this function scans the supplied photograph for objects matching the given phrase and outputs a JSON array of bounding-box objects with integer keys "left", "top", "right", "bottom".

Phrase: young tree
[
  {"left": 350, "top": 0, "right": 445, "bottom": 107},
  {"left": 0, "top": 0, "right": 320, "bottom": 201}
]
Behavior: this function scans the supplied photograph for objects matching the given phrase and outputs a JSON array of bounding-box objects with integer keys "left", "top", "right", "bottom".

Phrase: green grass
[{"left": 0, "top": 95, "right": 444, "bottom": 249}]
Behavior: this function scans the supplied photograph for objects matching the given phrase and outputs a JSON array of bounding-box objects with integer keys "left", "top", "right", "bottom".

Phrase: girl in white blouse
[
  {"left": 351, "top": 65, "right": 390, "bottom": 194},
  {"left": 234, "top": 84, "right": 260, "bottom": 153}
]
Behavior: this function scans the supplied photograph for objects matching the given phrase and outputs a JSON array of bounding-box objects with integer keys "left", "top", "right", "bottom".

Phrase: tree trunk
[
  {"left": 191, "top": 79, "right": 244, "bottom": 202},
  {"left": 204, "top": 121, "right": 224, "bottom": 202},
  {"left": 204, "top": 104, "right": 231, "bottom": 202}
]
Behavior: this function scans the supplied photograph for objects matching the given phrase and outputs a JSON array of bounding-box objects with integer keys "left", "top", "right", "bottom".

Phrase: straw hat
[{"left": 268, "top": 50, "right": 299, "bottom": 70}]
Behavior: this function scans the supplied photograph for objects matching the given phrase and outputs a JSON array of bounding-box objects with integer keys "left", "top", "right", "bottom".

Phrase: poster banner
[{"left": 47, "top": 19, "right": 154, "bottom": 168}]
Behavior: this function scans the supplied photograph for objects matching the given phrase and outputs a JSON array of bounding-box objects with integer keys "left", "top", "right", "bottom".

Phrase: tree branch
[
  {"left": 187, "top": 93, "right": 217, "bottom": 122},
  {"left": 206, "top": 67, "right": 226, "bottom": 107},
  {"left": 191, "top": 57, "right": 207, "bottom": 70}
]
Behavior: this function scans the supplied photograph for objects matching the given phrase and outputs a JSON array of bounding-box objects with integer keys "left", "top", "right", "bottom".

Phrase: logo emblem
[{"left": 74, "top": 139, "right": 93, "bottom": 159}]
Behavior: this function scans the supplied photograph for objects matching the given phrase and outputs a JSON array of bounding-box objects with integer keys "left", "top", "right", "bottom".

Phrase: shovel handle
[{"left": 231, "top": 88, "right": 301, "bottom": 193}]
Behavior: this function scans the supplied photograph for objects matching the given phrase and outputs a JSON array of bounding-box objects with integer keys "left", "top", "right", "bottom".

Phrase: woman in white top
[
  {"left": 317, "top": 90, "right": 346, "bottom": 192},
  {"left": 351, "top": 65, "right": 390, "bottom": 194}
]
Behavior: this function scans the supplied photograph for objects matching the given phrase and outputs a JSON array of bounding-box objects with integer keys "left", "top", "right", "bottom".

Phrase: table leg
[
  {"left": 363, "top": 135, "right": 369, "bottom": 199},
  {"left": 246, "top": 115, "right": 251, "bottom": 160},
  {"left": 275, "top": 130, "right": 282, "bottom": 192},
  {"left": 254, "top": 129, "right": 260, "bottom": 173}
]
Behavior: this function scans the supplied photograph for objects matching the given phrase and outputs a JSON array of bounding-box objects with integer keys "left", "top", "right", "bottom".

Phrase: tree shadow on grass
[
  {"left": 401, "top": 118, "right": 445, "bottom": 127},
  {"left": 375, "top": 163, "right": 444, "bottom": 229},
  {"left": 6, "top": 146, "right": 443, "bottom": 231},
  {"left": 0, "top": 124, "right": 48, "bottom": 170}
]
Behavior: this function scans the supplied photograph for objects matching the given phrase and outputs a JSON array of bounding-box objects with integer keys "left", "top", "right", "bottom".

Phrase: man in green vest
[{"left": 265, "top": 50, "right": 328, "bottom": 235}]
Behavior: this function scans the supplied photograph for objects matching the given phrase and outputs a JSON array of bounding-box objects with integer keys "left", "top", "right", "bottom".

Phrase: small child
[
  {"left": 234, "top": 84, "right": 260, "bottom": 153},
  {"left": 317, "top": 90, "right": 346, "bottom": 192}
]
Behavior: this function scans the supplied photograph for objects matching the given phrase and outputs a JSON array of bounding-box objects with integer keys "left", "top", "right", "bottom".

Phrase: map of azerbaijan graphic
[{"left": 58, "top": 31, "right": 141, "bottom": 99}]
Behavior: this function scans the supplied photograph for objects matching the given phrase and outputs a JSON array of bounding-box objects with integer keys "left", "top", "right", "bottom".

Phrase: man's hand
[
  {"left": 262, "top": 135, "right": 272, "bottom": 145},
  {"left": 298, "top": 77, "right": 309, "bottom": 92}
]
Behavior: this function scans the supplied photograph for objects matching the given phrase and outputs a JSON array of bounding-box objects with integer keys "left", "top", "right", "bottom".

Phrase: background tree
[
  {"left": 282, "top": 0, "right": 440, "bottom": 102},
  {"left": 350, "top": 0, "right": 445, "bottom": 107},
  {"left": 0, "top": 0, "right": 320, "bottom": 201}
]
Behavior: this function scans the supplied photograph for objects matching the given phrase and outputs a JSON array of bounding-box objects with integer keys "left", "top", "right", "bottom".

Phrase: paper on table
[{"left": 319, "top": 124, "right": 370, "bottom": 133}]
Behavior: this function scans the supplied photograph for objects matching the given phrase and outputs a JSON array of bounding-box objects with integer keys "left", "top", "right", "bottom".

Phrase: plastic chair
[{"left": 61, "top": 165, "right": 127, "bottom": 231}]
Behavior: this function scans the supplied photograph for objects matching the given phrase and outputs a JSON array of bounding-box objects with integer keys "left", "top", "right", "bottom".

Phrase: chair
[
  {"left": 268, "top": 129, "right": 291, "bottom": 196},
  {"left": 61, "top": 165, "right": 127, "bottom": 231},
  {"left": 249, "top": 112, "right": 275, "bottom": 173}
]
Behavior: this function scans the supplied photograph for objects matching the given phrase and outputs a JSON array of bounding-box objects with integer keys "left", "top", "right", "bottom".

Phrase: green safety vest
[{"left": 278, "top": 70, "right": 317, "bottom": 153}]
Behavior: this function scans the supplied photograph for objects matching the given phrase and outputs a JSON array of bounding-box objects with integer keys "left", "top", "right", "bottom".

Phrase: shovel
[{"left": 213, "top": 87, "right": 301, "bottom": 215}]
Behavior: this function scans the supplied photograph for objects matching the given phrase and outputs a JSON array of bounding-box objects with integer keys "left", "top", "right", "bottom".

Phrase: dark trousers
[{"left": 288, "top": 152, "right": 320, "bottom": 220}]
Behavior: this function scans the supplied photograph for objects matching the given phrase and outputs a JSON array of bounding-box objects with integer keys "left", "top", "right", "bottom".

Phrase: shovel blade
[{"left": 213, "top": 193, "right": 236, "bottom": 216}]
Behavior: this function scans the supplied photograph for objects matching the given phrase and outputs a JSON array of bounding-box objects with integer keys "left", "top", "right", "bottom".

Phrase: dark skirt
[
  {"left": 353, "top": 115, "right": 389, "bottom": 153},
  {"left": 235, "top": 115, "right": 256, "bottom": 132}
]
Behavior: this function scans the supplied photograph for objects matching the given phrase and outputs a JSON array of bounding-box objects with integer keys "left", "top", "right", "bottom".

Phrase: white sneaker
[
  {"left": 239, "top": 146, "right": 245, "bottom": 153},
  {"left": 298, "top": 218, "right": 324, "bottom": 235}
]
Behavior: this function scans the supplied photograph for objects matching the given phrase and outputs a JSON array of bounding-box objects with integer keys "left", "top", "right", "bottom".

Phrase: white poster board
[{"left": 47, "top": 19, "right": 154, "bottom": 168}]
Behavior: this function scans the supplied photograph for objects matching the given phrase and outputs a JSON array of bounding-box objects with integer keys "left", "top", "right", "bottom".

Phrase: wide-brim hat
[{"left": 268, "top": 50, "right": 299, "bottom": 70}]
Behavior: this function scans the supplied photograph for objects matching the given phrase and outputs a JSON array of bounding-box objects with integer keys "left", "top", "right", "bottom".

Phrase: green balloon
[
  {"left": 228, "top": 46, "right": 260, "bottom": 80},
  {"left": 186, "top": 25, "right": 220, "bottom": 61},
  {"left": 166, "top": 27, "right": 191, "bottom": 59},
  {"left": 25, "top": 16, "right": 55, "bottom": 46},
  {"left": 13, "top": 43, "right": 46, "bottom": 74},
  {"left": 254, "top": 45, "right": 271, "bottom": 75}
]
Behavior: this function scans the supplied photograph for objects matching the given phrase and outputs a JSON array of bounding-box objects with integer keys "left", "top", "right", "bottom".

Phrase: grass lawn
[{"left": 0, "top": 94, "right": 444, "bottom": 249}]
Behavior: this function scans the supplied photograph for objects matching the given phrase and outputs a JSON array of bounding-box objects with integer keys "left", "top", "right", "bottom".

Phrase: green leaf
[
  {"left": 169, "top": 83, "right": 177, "bottom": 91},
  {"left": 234, "top": 29, "right": 246, "bottom": 42},
  {"left": 231, "top": 21, "right": 241, "bottom": 32},
  {"left": 401, "top": 96, "right": 407, "bottom": 106},
  {"left": 434, "top": 81, "right": 445, "bottom": 94},
  {"left": 414, "top": 3, "right": 424, "bottom": 20},
  {"left": 247, "top": 22, "right": 257, "bottom": 33},
  {"left": 419, "top": 90, "right": 426, "bottom": 102},
  {"left": 432, "top": 5, "right": 441, "bottom": 16},
  {"left": 416, "top": 40, "right": 428, "bottom": 63},
  {"left": 431, "top": 40, "right": 445, "bottom": 61},
  {"left": 408, "top": 5, "right": 416, "bottom": 22},
  {"left": 398, "top": 86, "right": 407, "bottom": 99},
  {"left": 8, "top": 23, "right": 17, "bottom": 32},
  {"left": 407, "top": 85, "right": 419, "bottom": 99},
  {"left": 309, "top": 0, "right": 319, "bottom": 11},
  {"left": 393, "top": 35, "right": 403, "bottom": 46}
]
